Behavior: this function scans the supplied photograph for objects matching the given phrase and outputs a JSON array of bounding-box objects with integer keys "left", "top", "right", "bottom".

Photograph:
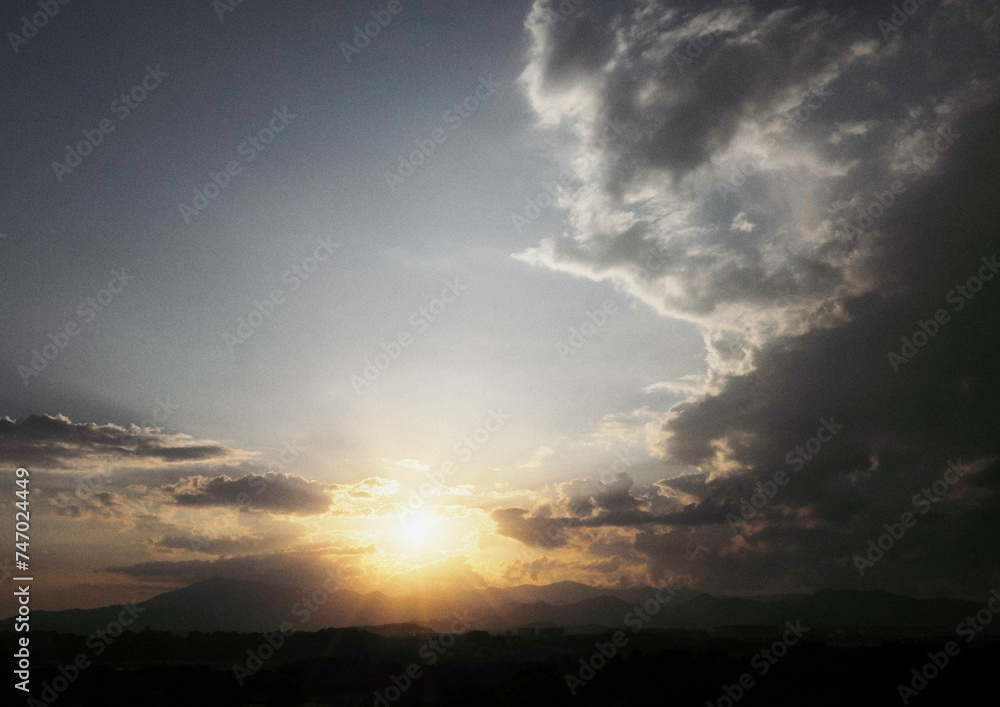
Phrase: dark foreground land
[{"left": 5, "top": 627, "right": 998, "bottom": 706}]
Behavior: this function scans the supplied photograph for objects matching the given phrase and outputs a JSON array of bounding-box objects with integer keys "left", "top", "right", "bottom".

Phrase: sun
[{"left": 397, "top": 509, "right": 444, "bottom": 552}]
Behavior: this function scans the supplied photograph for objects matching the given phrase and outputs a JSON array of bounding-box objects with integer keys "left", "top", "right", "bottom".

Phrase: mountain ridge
[{"left": 2, "top": 576, "right": 984, "bottom": 636}]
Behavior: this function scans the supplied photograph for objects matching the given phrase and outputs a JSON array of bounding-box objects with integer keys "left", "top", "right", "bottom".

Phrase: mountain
[
  {"left": 477, "top": 581, "right": 623, "bottom": 606},
  {"left": 356, "top": 622, "right": 436, "bottom": 637},
  {"left": 0, "top": 577, "right": 985, "bottom": 636},
  {"left": 472, "top": 581, "right": 702, "bottom": 607}
]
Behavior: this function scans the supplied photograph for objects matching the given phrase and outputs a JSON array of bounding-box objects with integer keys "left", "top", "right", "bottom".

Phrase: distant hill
[
  {"left": 0, "top": 577, "right": 984, "bottom": 636},
  {"left": 357, "top": 622, "right": 436, "bottom": 637}
]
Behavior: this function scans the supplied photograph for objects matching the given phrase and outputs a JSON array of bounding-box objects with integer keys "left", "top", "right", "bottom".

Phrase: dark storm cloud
[
  {"left": 0, "top": 414, "right": 246, "bottom": 469},
  {"left": 494, "top": 470, "right": 802, "bottom": 541},
  {"left": 588, "top": 472, "right": 643, "bottom": 512},
  {"left": 167, "top": 472, "right": 334, "bottom": 516},
  {"left": 515, "top": 0, "right": 1000, "bottom": 598},
  {"left": 492, "top": 473, "right": 699, "bottom": 547},
  {"left": 557, "top": 471, "right": 648, "bottom": 518},
  {"left": 492, "top": 506, "right": 570, "bottom": 547},
  {"left": 517, "top": 0, "right": 1000, "bottom": 347},
  {"left": 648, "top": 102, "right": 1000, "bottom": 597},
  {"left": 523, "top": 0, "right": 617, "bottom": 90}
]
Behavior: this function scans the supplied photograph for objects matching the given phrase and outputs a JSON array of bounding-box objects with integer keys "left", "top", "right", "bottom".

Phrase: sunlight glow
[{"left": 398, "top": 509, "right": 443, "bottom": 552}]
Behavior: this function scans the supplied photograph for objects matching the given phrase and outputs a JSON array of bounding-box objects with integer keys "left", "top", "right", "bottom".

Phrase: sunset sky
[{"left": 2, "top": 0, "right": 999, "bottom": 615}]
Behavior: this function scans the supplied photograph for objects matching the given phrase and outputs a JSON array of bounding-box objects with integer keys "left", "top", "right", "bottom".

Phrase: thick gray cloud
[
  {"left": 0, "top": 414, "right": 245, "bottom": 469},
  {"left": 646, "top": 101, "right": 1000, "bottom": 597},
  {"left": 493, "top": 505, "right": 569, "bottom": 547},
  {"left": 517, "top": 0, "right": 999, "bottom": 374},
  {"left": 168, "top": 472, "right": 334, "bottom": 516},
  {"left": 492, "top": 472, "right": 693, "bottom": 546},
  {"left": 147, "top": 534, "right": 269, "bottom": 556},
  {"left": 513, "top": 0, "right": 1000, "bottom": 598}
]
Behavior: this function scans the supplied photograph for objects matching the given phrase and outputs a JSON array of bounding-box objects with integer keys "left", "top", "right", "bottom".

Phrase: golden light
[{"left": 397, "top": 508, "right": 444, "bottom": 552}]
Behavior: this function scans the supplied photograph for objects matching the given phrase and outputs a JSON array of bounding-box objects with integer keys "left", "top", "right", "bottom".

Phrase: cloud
[
  {"left": 492, "top": 506, "right": 569, "bottom": 547},
  {"left": 0, "top": 414, "right": 247, "bottom": 470},
  {"left": 516, "top": 0, "right": 998, "bottom": 375},
  {"left": 518, "top": 446, "right": 556, "bottom": 469},
  {"left": 104, "top": 550, "right": 351, "bottom": 590},
  {"left": 147, "top": 534, "right": 269, "bottom": 556},
  {"left": 502, "top": 556, "right": 571, "bottom": 583},
  {"left": 511, "top": 0, "right": 1000, "bottom": 598},
  {"left": 391, "top": 459, "right": 430, "bottom": 471},
  {"left": 49, "top": 490, "right": 152, "bottom": 528},
  {"left": 643, "top": 373, "right": 706, "bottom": 398},
  {"left": 492, "top": 473, "right": 692, "bottom": 548},
  {"left": 333, "top": 476, "right": 400, "bottom": 500},
  {"left": 168, "top": 472, "right": 334, "bottom": 516}
]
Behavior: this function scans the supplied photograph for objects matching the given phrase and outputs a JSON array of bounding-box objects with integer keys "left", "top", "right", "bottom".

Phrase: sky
[{"left": 2, "top": 0, "right": 999, "bottom": 613}]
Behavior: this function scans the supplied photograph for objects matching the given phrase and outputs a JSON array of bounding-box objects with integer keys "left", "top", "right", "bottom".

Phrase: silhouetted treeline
[{"left": 4, "top": 628, "right": 997, "bottom": 705}]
